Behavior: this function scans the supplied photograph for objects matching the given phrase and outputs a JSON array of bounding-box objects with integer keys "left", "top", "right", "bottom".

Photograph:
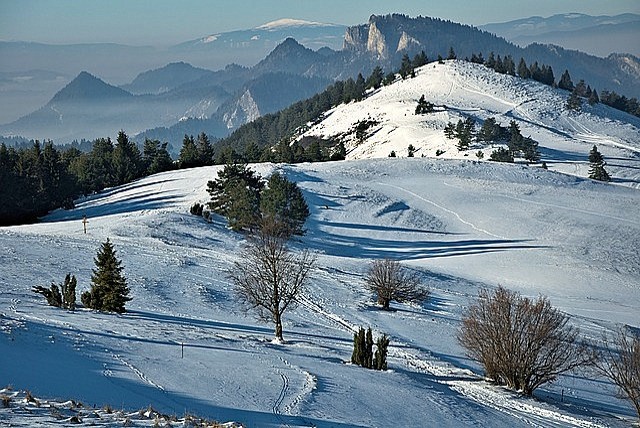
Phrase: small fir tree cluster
[
  {"left": 351, "top": 327, "right": 389, "bottom": 370},
  {"left": 81, "top": 238, "right": 131, "bottom": 313},
  {"left": 33, "top": 274, "right": 77, "bottom": 310},
  {"left": 415, "top": 95, "right": 435, "bottom": 115}
]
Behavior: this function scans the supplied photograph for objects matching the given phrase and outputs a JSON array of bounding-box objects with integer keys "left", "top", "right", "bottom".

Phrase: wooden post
[
  {"left": 82, "top": 215, "right": 88, "bottom": 234},
  {"left": 181, "top": 342, "right": 184, "bottom": 359}
]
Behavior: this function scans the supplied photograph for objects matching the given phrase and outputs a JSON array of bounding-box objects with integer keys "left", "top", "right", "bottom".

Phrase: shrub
[
  {"left": 365, "top": 259, "right": 429, "bottom": 310},
  {"left": 459, "top": 287, "right": 594, "bottom": 395},
  {"left": 593, "top": 327, "right": 640, "bottom": 420},
  {"left": 190, "top": 202, "right": 204, "bottom": 216}
]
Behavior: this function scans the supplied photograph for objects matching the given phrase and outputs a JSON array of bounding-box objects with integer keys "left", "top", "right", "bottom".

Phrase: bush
[
  {"left": 459, "top": 287, "right": 594, "bottom": 395},
  {"left": 365, "top": 259, "right": 429, "bottom": 310},
  {"left": 489, "top": 147, "right": 514, "bottom": 163},
  {"left": 190, "top": 202, "right": 204, "bottom": 216}
]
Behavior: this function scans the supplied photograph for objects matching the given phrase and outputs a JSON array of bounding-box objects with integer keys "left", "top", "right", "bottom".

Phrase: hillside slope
[
  {"left": 1, "top": 158, "right": 638, "bottom": 426},
  {"left": 300, "top": 60, "right": 640, "bottom": 188}
]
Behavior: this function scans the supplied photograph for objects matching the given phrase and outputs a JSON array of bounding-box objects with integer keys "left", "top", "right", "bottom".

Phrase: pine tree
[
  {"left": 197, "top": 132, "right": 214, "bottom": 166},
  {"left": 588, "top": 88, "right": 600, "bottom": 105},
  {"left": 82, "top": 238, "right": 130, "bottom": 313},
  {"left": 178, "top": 135, "right": 200, "bottom": 169},
  {"left": 558, "top": 70, "right": 574, "bottom": 91},
  {"left": 112, "top": 130, "right": 141, "bottom": 185},
  {"left": 566, "top": 89, "right": 582, "bottom": 111},
  {"left": 260, "top": 172, "right": 310, "bottom": 236},
  {"left": 207, "top": 163, "right": 264, "bottom": 231},
  {"left": 517, "top": 58, "right": 530, "bottom": 79},
  {"left": 407, "top": 144, "right": 416, "bottom": 157},
  {"left": 366, "top": 66, "right": 385, "bottom": 90},
  {"left": 588, "top": 145, "right": 611, "bottom": 181},
  {"left": 399, "top": 53, "right": 413, "bottom": 79},
  {"left": 447, "top": 46, "right": 457, "bottom": 60}
]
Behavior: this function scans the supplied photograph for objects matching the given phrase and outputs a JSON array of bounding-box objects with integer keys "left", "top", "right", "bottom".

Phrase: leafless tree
[
  {"left": 458, "top": 286, "right": 595, "bottom": 395},
  {"left": 229, "top": 219, "right": 315, "bottom": 342},
  {"left": 594, "top": 327, "right": 640, "bottom": 420},
  {"left": 365, "top": 258, "right": 429, "bottom": 310}
]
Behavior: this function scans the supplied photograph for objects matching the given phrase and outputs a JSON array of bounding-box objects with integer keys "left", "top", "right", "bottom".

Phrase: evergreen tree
[
  {"left": 588, "top": 88, "right": 600, "bottom": 105},
  {"left": 388, "top": 150, "right": 396, "bottom": 157},
  {"left": 485, "top": 52, "right": 496, "bottom": 69},
  {"left": 447, "top": 46, "right": 457, "bottom": 60},
  {"left": 113, "top": 131, "right": 142, "bottom": 186},
  {"left": 566, "top": 89, "right": 582, "bottom": 111},
  {"left": 260, "top": 172, "right": 310, "bottom": 236},
  {"left": 82, "top": 238, "right": 131, "bottom": 313},
  {"left": 354, "top": 73, "right": 366, "bottom": 101},
  {"left": 489, "top": 147, "right": 514, "bottom": 163},
  {"left": 407, "top": 144, "right": 416, "bottom": 157},
  {"left": 365, "top": 328, "right": 374, "bottom": 369},
  {"left": 178, "top": 134, "right": 200, "bottom": 168},
  {"left": 207, "top": 163, "right": 264, "bottom": 231},
  {"left": 588, "top": 145, "right": 611, "bottom": 181},
  {"left": 366, "top": 66, "right": 385, "bottom": 90},
  {"left": 196, "top": 132, "right": 214, "bottom": 166},
  {"left": 558, "top": 70, "right": 574, "bottom": 91},
  {"left": 142, "top": 139, "right": 173, "bottom": 175},
  {"left": 61, "top": 273, "right": 77, "bottom": 311},
  {"left": 373, "top": 334, "right": 390, "bottom": 370},
  {"left": 517, "top": 58, "right": 530, "bottom": 79},
  {"left": 399, "top": 53, "right": 413, "bottom": 79},
  {"left": 503, "top": 55, "right": 515, "bottom": 75},
  {"left": 412, "top": 50, "right": 428, "bottom": 68}
]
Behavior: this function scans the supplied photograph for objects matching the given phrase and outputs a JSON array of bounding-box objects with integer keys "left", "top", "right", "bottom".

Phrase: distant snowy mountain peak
[
  {"left": 299, "top": 60, "right": 640, "bottom": 187},
  {"left": 255, "top": 18, "right": 334, "bottom": 30}
]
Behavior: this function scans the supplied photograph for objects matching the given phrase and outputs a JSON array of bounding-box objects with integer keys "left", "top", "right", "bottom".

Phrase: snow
[
  {"left": 1, "top": 155, "right": 639, "bottom": 426},
  {"left": 255, "top": 18, "right": 333, "bottom": 31},
  {"left": 300, "top": 60, "right": 640, "bottom": 189}
]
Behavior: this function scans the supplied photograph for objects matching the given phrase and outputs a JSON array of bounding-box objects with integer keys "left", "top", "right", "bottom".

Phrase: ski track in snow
[{"left": 377, "top": 181, "right": 508, "bottom": 239}]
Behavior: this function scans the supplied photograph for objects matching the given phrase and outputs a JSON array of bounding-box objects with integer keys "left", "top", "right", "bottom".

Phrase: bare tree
[
  {"left": 229, "top": 219, "right": 315, "bottom": 342},
  {"left": 365, "top": 258, "right": 429, "bottom": 310},
  {"left": 594, "top": 327, "right": 640, "bottom": 420},
  {"left": 459, "top": 286, "right": 594, "bottom": 395}
]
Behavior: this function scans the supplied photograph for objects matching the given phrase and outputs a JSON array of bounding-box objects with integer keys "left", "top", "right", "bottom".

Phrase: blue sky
[{"left": 1, "top": 0, "right": 639, "bottom": 45}]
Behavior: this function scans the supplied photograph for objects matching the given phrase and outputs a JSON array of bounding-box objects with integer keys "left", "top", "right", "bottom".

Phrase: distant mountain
[
  {"left": 0, "top": 19, "right": 346, "bottom": 124},
  {"left": 50, "top": 71, "right": 133, "bottom": 103},
  {"left": 342, "top": 14, "right": 640, "bottom": 98},
  {"left": 252, "top": 38, "right": 323, "bottom": 75},
  {"left": 0, "top": 71, "right": 230, "bottom": 142},
  {"left": 121, "top": 62, "right": 215, "bottom": 95},
  {"left": 480, "top": 13, "right": 640, "bottom": 57}
]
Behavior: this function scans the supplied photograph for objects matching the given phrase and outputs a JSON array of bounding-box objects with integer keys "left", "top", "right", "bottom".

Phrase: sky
[{"left": 1, "top": 0, "right": 639, "bottom": 45}]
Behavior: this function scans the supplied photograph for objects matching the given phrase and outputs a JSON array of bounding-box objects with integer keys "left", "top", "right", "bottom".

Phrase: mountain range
[
  {"left": 2, "top": 14, "right": 639, "bottom": 147},
  {"left": 480, "top": 13, "right": 640, "bottom": 57}
]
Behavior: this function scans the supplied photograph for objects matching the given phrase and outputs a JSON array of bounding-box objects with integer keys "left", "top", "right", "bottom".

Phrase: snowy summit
[{"left": 255, "top": 18, "right": 335, "bottom": 30}]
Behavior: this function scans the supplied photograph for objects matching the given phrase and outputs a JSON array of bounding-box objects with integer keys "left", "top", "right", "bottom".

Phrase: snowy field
[
  {"left": 1, "top": 156, "right": 639, "bottom": 426},
  {"left": 301, "top": 60, "right": 640, "bottom": 190}
]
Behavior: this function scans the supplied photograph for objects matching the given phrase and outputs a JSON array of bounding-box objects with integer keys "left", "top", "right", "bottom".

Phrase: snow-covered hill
[
  {"left": 300, "top": 60, "right": 640, "bottom": 189},
  {"left": 1, "top": 157, "right": 639, "bottom": 426}
]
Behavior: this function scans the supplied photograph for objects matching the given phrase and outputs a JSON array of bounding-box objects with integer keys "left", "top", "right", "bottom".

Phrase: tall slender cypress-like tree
[{"left": 81, "top": 238, "right": 131, "bottom": 313}]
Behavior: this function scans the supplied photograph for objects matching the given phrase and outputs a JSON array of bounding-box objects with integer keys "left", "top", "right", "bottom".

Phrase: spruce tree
[
  {"left": 260, "top": 172, "right": 309, "bottom": 236},
  {"left": 517, "top": 58, "right": 530, "bottom": 79},
  {"left": 82, "top": 238, "right": 131, "bottom": 313},
  {"left": 61, "top": 273, "right": 77, "bottom": 311},
  {"left": 588, "top": 145, "right": 611, "bottom": 181},
  {"left": 558, "top": 70, "right": 574, "bottom": 91}
]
